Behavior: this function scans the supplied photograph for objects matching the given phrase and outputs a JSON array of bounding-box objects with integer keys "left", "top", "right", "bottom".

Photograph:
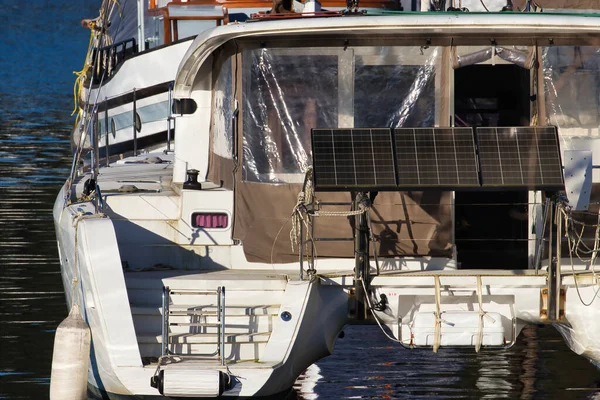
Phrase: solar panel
[
  {"left": 311, "top": 126, "right": 563, "bottom": 192},
  {"left": 311, "top": 128, "right": 396, "bottom": 191},
  {"left": 394, "top": 128, "right": 480, "bottom": 188},
  {"left": 476, "top": 127, "right": 564, "bottom": 189}
]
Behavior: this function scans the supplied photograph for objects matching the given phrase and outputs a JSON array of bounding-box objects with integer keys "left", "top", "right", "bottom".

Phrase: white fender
[{"left": 50, "top": 304, "right": 91, "bottom": 400}]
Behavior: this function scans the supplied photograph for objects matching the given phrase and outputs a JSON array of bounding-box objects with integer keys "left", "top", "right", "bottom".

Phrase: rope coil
[
  {"left": 290, "top": 167, "right": 370, "bottom": 252},
  {"left": 558, "top": 204, "right": 600, "bottom": 306}
]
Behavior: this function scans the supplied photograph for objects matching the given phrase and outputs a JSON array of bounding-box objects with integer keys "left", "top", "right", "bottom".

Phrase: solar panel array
[{"left": 311, "top": 126, "right": 564, "bottom": 191}]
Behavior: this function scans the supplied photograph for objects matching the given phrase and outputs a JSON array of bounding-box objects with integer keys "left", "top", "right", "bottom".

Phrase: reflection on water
[
  {"left": 0, "top": 114, "right": 73, "bottom": 399},
  {"left": 0, "top": 2, "right": 98, "bottom": 398},
  {"left": 291, "top": 325, "right": 600, "bottom": 400},
  {"left": 1, "top": 1, "right": 600, "bottom": 399}
]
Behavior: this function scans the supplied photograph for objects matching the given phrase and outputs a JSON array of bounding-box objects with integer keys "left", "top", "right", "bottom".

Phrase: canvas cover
[
  {"left": 207, "top": 44, "right": 453, "bottom": 263},
  {"left": 106, "top": 0, "right": 139, "bottom": 45}
]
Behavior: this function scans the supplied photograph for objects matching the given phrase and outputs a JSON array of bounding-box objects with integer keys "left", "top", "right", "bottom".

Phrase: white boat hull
[{"left": 53, "top": 185, "right": 348, "bottom": 397}]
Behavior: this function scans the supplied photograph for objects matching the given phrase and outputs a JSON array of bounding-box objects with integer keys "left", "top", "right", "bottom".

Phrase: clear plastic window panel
[
  {"left": 354, "top": 47, "right": 437, "bottom": 128},
  {"left": 212, "top": 57, "right": 234, "bottom": 159},
  {"left": 242, "top": 48, "right": 339, "bottom": 183},
  {"left": 543, "top": 46, "right": 600, "bottom": 139},
  {"left": 241, "top": 46, "right": 439, "bottom": 183}
]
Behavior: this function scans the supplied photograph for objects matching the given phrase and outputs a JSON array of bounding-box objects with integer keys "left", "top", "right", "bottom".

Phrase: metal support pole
[
  {"left": 104, "top": 99, "right": 109, "bottom": 167},
  {"left": 308, "top": 211, "right": 316, "bottom": 276},
  {"left": 217, "top": 287, "right": 221, "bottom": 359},
  {"left": 555, "top": 206, "right": 562, "bottom": 319},
  {"left": 220, "top": 287, "right": 226, "bottom": 366},
  {"left": 166, "top": 83, "right": 173, "bottom": 153},
  {"left": 547, "top": 203, "right": 557, "bottom": 320},
  {"left": 90, "top": 114, "right": 95, "bottom": 178},
  {"left": 535, "top": 197, "right": 551, "bottom": 274},
  {"left": 93, "top": 111, "right": 100, "bottom": 182},
  {"left": 354, "top": 193, "right": 370, "bottom": 321},
  {"left": 299, "top": 220, "right": 304, "bottom": 280},
  {"left": 161, "top": 286, "right": 170, "bottom": 356},
  {"left": 133, "top": 88, "right": 137, "bottom": 156}
]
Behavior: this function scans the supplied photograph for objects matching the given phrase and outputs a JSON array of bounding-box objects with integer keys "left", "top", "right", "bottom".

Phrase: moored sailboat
[{"left": 53, "top": 0, "right": 600, "bottom": 397}]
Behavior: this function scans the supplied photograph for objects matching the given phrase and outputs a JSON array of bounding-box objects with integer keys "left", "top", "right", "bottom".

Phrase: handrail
[
  {"left": 161, "top": 285, "right": 170, "bottom": 357},
  {"left": 218, "top": 287, "right": 226, "bottom": 366},
  {"left": 91, "top": 38, "right": 137, "bottom": 84},
  {"left": 132, "top": 88, "right": 138, "bottom": 156},
  {"left": 166, "top": 82, "right": 173, "bottom": 153},
  {"left": 104, "top": 98, "right": 110, "bottom": 167}
]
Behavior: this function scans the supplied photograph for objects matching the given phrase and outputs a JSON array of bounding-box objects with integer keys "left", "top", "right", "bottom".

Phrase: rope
[
  {"left": 475, "top": 275, "right": 496, "bottom": 352},
  {"left": 289, "top": 166, "right": 371, "bottom": 263},
  {"left": 559, "top": 205, "right": 600, "bottom": 306},
  {"left": 70, "top": 211, "right": 105, "bottom": 308},
  {"left": 433, "top": 276, "right": 442, "bottom": 353},
  {"left": 313, "top": 209, "right": 366, "bottom": 217},
  {"left": 290, "top": 191, "right": 306, "bottom": 253},
  {"left": 71, "top": 24, "right": 96, "bottom": 117},
  {"left": 290, "top": 167, "right": 313, "bottom": 252},
  {"left": 360, "top": 279, "right": 403, "bottom": 344},
  {"left": 68, "top": 0, "right": 120, "bottom": 194}
]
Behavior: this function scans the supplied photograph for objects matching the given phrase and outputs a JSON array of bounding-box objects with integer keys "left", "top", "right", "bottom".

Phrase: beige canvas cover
[{"left": 234, "top": 183, "right": 452, "bottom": 263}]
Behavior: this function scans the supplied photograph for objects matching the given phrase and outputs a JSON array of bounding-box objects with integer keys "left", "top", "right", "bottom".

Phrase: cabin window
[{"left": 241, "top": 46, "right": 440, "bottom": 184}]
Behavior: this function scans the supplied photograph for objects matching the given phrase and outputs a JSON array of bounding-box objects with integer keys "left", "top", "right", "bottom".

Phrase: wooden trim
[
  {"left": 172, "top": 17, "right": 179, "bottom": 41},
  {"left": 169, "top": 15, "right": 227, "bottom": 21},
  {"left": 224, "top": 7, "right": 230, "bottom": 24}
]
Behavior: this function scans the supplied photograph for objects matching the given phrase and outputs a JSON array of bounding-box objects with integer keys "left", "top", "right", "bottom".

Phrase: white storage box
[{"left": 412, "top": 311, "right": 505, "bottom": 347}]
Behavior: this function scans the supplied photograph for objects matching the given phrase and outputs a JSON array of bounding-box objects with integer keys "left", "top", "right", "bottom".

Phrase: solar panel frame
[{"left": 476, "top": 126, "right": 564, "bottom": 190}]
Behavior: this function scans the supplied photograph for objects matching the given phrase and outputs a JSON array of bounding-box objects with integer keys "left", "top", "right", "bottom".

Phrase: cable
[
  {"left": 560, "top": 206, "right": 600, "bottom": 307},
  {"left": 360, "top": 279, "right": 405, "bottom": 344}
]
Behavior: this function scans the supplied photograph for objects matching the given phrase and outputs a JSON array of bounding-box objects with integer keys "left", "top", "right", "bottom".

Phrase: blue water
[{"left": 0, "top": 1, "right": 600, "bottom": 399}]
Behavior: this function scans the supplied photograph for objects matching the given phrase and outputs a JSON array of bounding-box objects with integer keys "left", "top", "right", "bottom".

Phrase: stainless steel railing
[{"left": 161, "top": 286, "right": 227, "bottom": 365}]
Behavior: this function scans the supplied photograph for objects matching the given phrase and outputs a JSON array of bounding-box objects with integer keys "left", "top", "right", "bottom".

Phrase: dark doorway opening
[{"left": 454, "top": 65, "right": 530, "bottom": 269}]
